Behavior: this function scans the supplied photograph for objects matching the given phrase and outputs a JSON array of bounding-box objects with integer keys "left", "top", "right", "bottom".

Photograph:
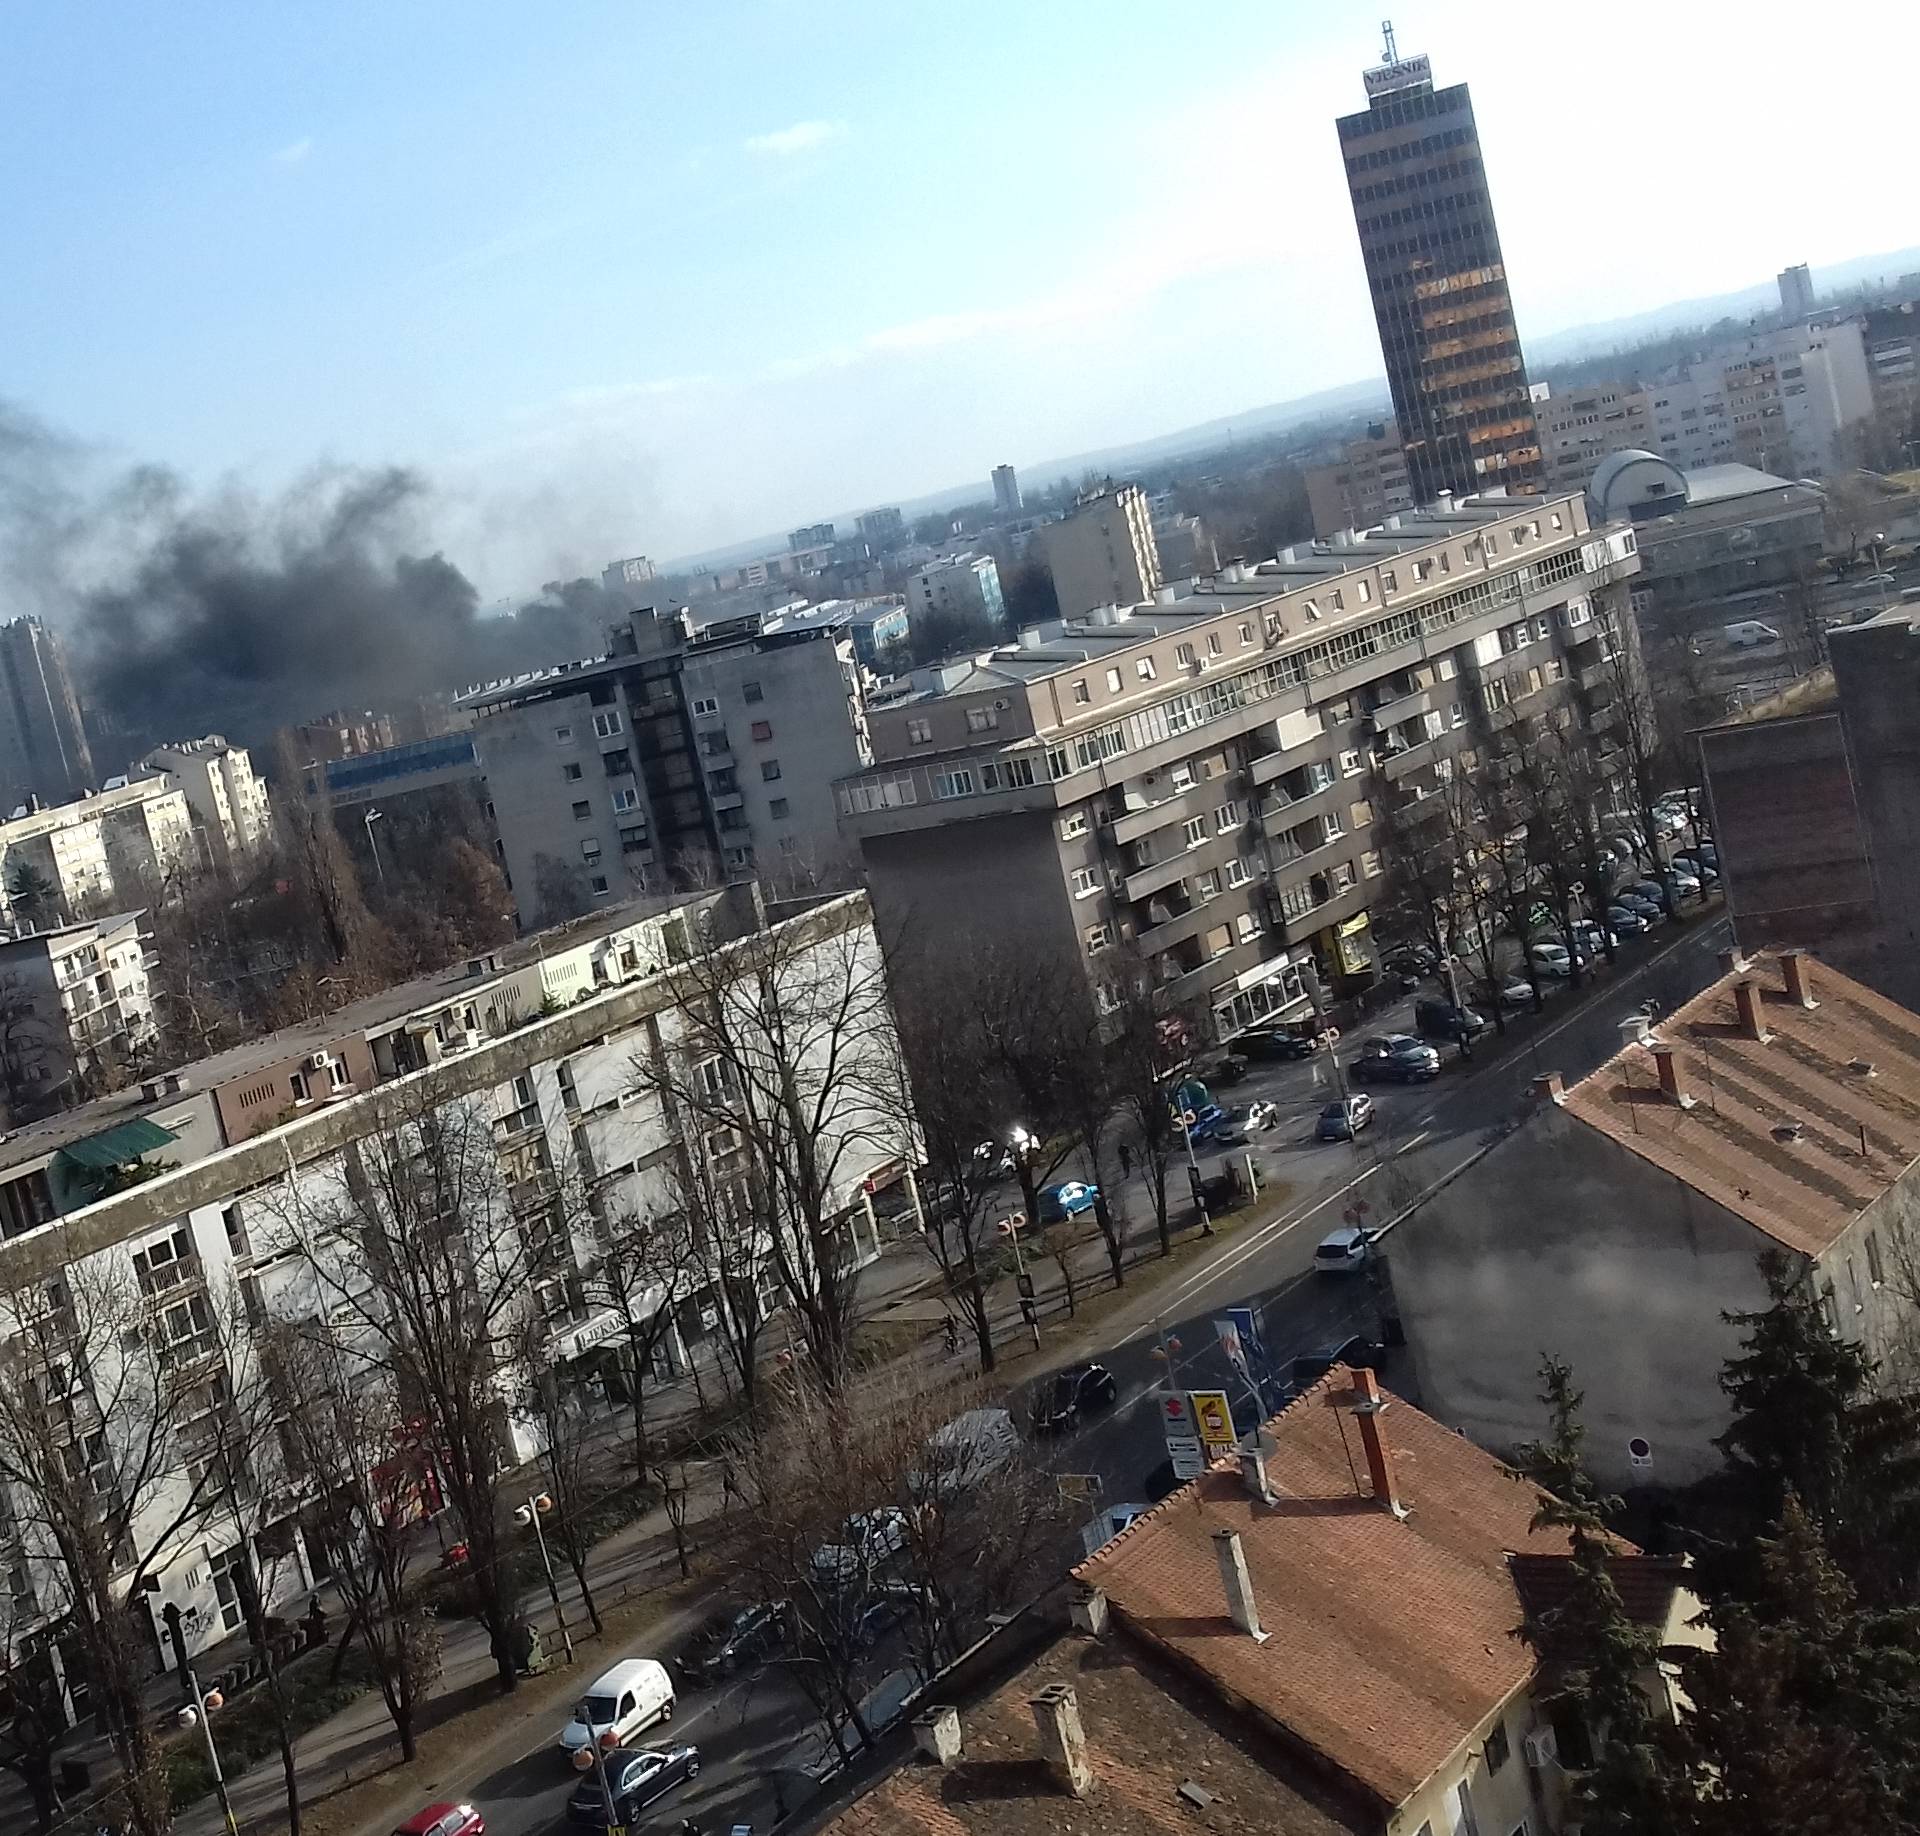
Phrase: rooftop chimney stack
[
  {"left": 1351, "top": 1368, "right": 1410, "bottom": 1519},
  {"left": 1782, "top": 949, "right": 1817, "bottom": 1010},
  {"left": 1029, "top": 1684, "right": 1093, "bottom": 1798},
  {"left": 1068, "top": 1587, "right": 1109, "bottom": 1637},
  {"left": 1719, "top": 947, "right": 1747, "bottom": 977},
  {"left": 912, "top": 1705, "right": 963, "bottom": 1767},
  {"left": 1531, "top": 1071, "right": 1565, "bottom": 1105},
  {"left": 1649, "top": 1042, "right": 1693, "bottom": 1108},
  {"left": 1211, "top": 1528, "right": 1268, "bottom": 1640},
  {"left": 1734, "top": 977, "right": 1770, "bottom": 1043},
  {"left": 1240, "top": 1439, "right": 1276, "bottom": 1504}
]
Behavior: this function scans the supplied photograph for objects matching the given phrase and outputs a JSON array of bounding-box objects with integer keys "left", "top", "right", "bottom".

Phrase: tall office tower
[
  {"left": 1336, "top": 26, "right": 1541, "bottom": 502},
  {"left": 1778, "top": 263, "right": 1815, "bottom": 320},
  {"left": 0, "top": 617, "right": 95, "bottom": 809},
  {"left": 991, "top": 464, "right": 1022, "bottom": 515}
]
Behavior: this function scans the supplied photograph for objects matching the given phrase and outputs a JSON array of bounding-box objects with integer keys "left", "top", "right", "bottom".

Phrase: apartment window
[
  {"left": 619, "top": 827, "right": 649, "bottom": 853},
  {"left": 967, "top": 706, "right": 1000, "bottom": 732},
  {"left": 1303, "top": 598, "right": 1320, "bottom": 620},
  {"left": 1205, "top": 924, "right": 1234, "bottom": 958},
  {"left": 906, "top": 718, "right": 934, "bottom": 745},
  {"left": 690, "top": 696, "right": 720, "bottom": 718},
  {"left": 562, "top": 762, "right": 583, "bottom": 782},
  {"left": 1235, "top": 912, "right": 1260, "bottom": 944},
  {"left": 1175, "top": 643, "right": 1196, "bottom": 667},
  {"left": 1362, "top": 850, "right": 1384, "bottom": 878},
  {"left": 1339, "top": 749, "right": 1363, "bottom": 776},
  {"left": 1073, "top": 680, "right": 1091, "bottom": 704},
  {"left": 768, "top": 798, "right": 789, "bottom": 820},
  {"left": 760, "top": 760, "right": 782, "bottom": 782},
  {"left": 1550, "top": 511, "right": 1565, "bottom": 530},
  {"left": 1183, "top": 816, "right": 1208, "bottom": 848},
  {"left": 932, "top": 767, "right": 978, "bottom": 800},
  {"left": 1225, "top": 857, "right": 1252, "bottom": 888},
  {"left": 1484, "top": 1721, "right": 1511, "bottom": 1775},
  {"left": 1332, "top": 861, "right": 1356, "bottom": 892},
  {"left": 581, "top": 838, "right": 602, "bottom": 862},
  {"left": 742, "top": 681, "right": 765, "bottom": 703},
  {"left": 1214, "top": 801, "right": 1240, "bottom": 832},
  {"left": 1136, "top": 657, "right": 1157, "bottom": 681},
  {"left": 327, "top": 1058, "right": 349, "bottom": 1091},
  {"left": 592, "top": 710, "right": 623, "bottom": 739},
  {"left": 603, "top": 747, "right": 632, "bottom": 774},
  {"left": 1357, "top": 578, "right": 1373, "bottom": 604},
  {"left": 1207, "top": 632, "right": 1222, "bottom": 655},
  {"left": 1106, "top": 667, "right": 1123, "bottom": 692},
  {"left": 1238, "top": 622, "right": 1253, "bottom": 646},
  {"left": 1170, "top": 762, "right": 1194, "bottom": 792},
  {"left": 1453, "top": 1780, "right": 1481, "bottom": 1836},
  {"left": 1195, "top": 868, "right": 1221, "bottom": 898},
  {"left": 1060, "top": 812, "right": 1090, "bottom": 840},
  {"left": 725, "top": 846, "right": 753, "bottom": 868},
  {"left": 701, "top": 729, "right": 731, "bottom": 757},
  {"left": 1071, "top": 868, "right": 1100, "bottom": 899},
  {"left": 1867, "top": 1229, "right": 1885, "bottom": 1286},
  {"left": 289, "top": 1070, "right": 311, "bottom": 1105},
  {"left": 572, "top": 800, "right": 591, "bottom": 821},
  {"left": 611, "top": 786, "right": 640, "bottom": 813},
  {"left": 1381, "top": 569, "right": 1398, "bottom": 593},
  {"left": 590, "top": 874, "right": 609, "bottom": 895},
  {"left": 1085, "top": 922, "right": 1112, "bottom": 955},
  {"left": 1448, "top": 701, "right": 1466, "bottom": 727},
  {"left": 750, "top": 719, "right": 773, "bottom": 742},
  {"left": 554, "top": 724, "right": 573, "bottom": 743}
]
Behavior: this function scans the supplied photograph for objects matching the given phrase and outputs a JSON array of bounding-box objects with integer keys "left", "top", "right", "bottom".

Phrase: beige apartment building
[
  {"left": 1529, "top": 381, "right": 1655, "bottom": 490},
  {"left": 838, "top": 492, "right": 1640, "bottom": 1039},
  {"left": 1304, "top": 423, "right": 1414, "bottom": 536},
  {"left": 1040, "top": 481, "right": 1162, "bottom": 618}
]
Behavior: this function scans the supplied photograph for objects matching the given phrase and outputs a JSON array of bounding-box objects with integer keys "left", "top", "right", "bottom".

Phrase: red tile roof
[
  {"left": 1074, "top": 1369, "right": 1575, "bottom": 1811},
  {"left": 1558, "top": 949, "right": 1920, "bottom": 1257}
]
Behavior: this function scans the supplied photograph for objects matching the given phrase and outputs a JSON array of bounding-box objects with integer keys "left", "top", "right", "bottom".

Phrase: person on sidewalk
[{"left": 1118, "top": 1139, "right": 1134, "bottom": 1179}]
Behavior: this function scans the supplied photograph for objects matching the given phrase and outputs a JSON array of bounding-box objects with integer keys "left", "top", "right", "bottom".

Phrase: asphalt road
[{"left": 464, "top": 905, "right": 1732, "bottom": 1836}]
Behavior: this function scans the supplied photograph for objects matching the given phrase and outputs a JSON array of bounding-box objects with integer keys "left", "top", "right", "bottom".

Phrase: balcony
[
  {"left": 1379, "top": 736, "right": 1439, "bottom": 782},
  {"left": 1164, "top": 936, "right": 1277, "bottom": 1010},
  {"left": 1274, "top": 826, "right": 1352, "bottom": 877},
  {"left": 710, "top": 789, "right": 745, "bottom": 813},
  {"left": 1134, "top": 893, "right": 1230, "bottom": 957},
  {"left": 1273, "top": 874, "right": 1372, "bottom": 944},
  {"left": 1258, "top": 776, "right": 1343, "bottom": 834},
  {"left": 1364, "top": 683, "right": 1433, "bottom": 731},
  {"left": 1123, "top": 846, "right": 1198, "bottom": 904},
  {"left": 1110, "top": 772, "right": 1243, "bottom": 848}
]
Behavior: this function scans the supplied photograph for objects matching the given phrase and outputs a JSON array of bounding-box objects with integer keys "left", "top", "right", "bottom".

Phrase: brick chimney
[
  {"left": 1351, "top": 1368, "right": 1409, "bottom": 1519},
  {"left": 1782, "top": 949, "right": 1816, "bottom": 1009},
  {"left": 1648, "top": 1042, "right": 1693, "bottom": 1108},
  {"left": 912, "top": 1704, "right": 962, "bottom": 1767},
  {"left": 1734, "top": 977, "right": 1769, "bottom": 1043},
  {"left": 1240, "top": 1438, "right": 1276, "bottom": 1504},
  {"left": 1718, "top": 946, "right": 1747, "bottom": 977},
  {"left": 1531, "top": 1071, "right": 1565, "bottom": 1105},
  {"left": 1029, "top": 1683, "right": 1093, "bottom": 1798},
  {"left": 1211, "top": 1529, "right": 1268, "bottom": 1640},
  {"left": 1068, "top": 1587, "right": 1109, "bottom": 1637}
]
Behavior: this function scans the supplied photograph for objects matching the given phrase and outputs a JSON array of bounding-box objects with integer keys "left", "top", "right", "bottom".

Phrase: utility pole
[
  {"left": 180, "top": 1667, "right": 240, "bottom": 1836},
  {"left": 517, "top": 1490, "right": 574, "bottom": 1664}
]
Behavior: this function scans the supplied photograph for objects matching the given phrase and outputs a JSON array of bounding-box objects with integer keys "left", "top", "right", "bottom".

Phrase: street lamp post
[
  {"left": 364, "top": 805, "right": 387, "bottom": 886},
  {"left": 572, "top": 1722, "right": 622, "bottom": 1829},
  {"left": 516, "top": 1490, "right": 574, "bottom": 1665},
  {"left": 1002, "top": 1127, "right": 1043, "bottom": 1349},
  {"left": 179, "top": 1667, "right": 239, "bottom": 1836}
]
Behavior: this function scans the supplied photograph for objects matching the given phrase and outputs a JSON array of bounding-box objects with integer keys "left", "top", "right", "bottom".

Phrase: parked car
[
  {"left": 1478, "top": 975, "right": 1538, "bottom": 1010},
  {"left": 1614, "top": 891, "right": 1661, "bottom": 920},
  {"left": 1606, "top": 904, "right": 1649, "bottom": 936},
  {"left": 558, "top": 1659, "right": 675, "bottom": 1758},
  {"left": 1313, "top": 1226, "right": 1372, "bottom": 1272},
  {"left": 395, "top": 1806, "right": 484, "bottom": 1836},
  {"left": 565, "top": 1745, "right": 701, "bottom": 1828},
  {"left": 1316, "top": 1094, "right": 1375, "bottom": 1141},
  {"left": 1032, "top": 1362, "right": 1120, "bottom": 1435},
  {"left": 1349, "top": 1035, "right": 1442, "bottom": 1084},
  {"left": 1037, "top": 1180, "right": 1100, "bottom": 1224},
  {"left": 971, "top": 1140, "right": 1015, "bottom": 1178},
  {"left": 809, "top": 1508, "right": 909, "bottom": 1585},
  {"left": 1665, "top": 867, "right": 1701, "bottom": 897},
  {"left": 1528, "top": 942, "right": 1574, "bottom": 979},
  {"left": 1243, "top": 1099, "right": 1281, "bottom": 1131},
  {"left": 1414, "top": 998, "right": 1489, "bottom": 1042},
  {"left": 677, "top": 1602, "right": 790, "bottom": 1684},
  {"left": 1568, "top": 921, "right": 1614, "bottom": 957},
  {"left": 1239, "top": 1026, "right": 1318, "bottom": 1061},
  {"left": 1287, "top": 1334, "right": 1385, "bottom": 1395},
  {"left": 1671, "top": 849, "right": 1718, "bottom": 880}
]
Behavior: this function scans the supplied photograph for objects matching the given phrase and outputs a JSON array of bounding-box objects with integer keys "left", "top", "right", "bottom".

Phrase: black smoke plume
[{"left": 0, "top": 401, "right": 622, "bottom": 765}]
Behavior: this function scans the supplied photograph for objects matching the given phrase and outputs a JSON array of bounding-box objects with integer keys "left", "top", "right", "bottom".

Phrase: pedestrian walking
[{"left": 1118, "top": 1140, "right": 1134, "bottom": 1179}]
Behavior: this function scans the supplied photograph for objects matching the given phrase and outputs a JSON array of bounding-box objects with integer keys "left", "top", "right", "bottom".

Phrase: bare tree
[
  {"left": 0, "top": 1253, "right": 226, "bottom": 1836},
  {"left": 1098, "top": 947, "right": 1203, "bottom": 1255},
  {"left": 272, "top": 1084, "right": 571, "bottom": 1693},
  {"left": 266, "top": 1323, "right": 442, "bottom": 1762},
  {"left": 627, "top": 896, "right": 909, "bottom": 1392},
  {"left": 1601, "top": 611, "right": 1680, "bottom": 917},
  {"left": 506, "top": 1317, "right": 606, "bottom": 1638},
  {"left": 578, "top": 1198, "right": 698, "bottom": 1475},
  {"left": 0, "top": 1598, "right": 67, "bottom": 1833}
]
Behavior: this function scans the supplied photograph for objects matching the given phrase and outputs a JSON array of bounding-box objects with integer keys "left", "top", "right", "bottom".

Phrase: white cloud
[
  {"left": 743, "top": 119, "right": 847, "bottom": 158},
  {"left": 271, "top": 137, "right": 313, "bottom": 166}
]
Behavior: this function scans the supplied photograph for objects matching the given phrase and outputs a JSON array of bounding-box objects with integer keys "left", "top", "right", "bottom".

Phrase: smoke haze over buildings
[{"left": 0, "top": 399, "right": 618, "bottom": 764}]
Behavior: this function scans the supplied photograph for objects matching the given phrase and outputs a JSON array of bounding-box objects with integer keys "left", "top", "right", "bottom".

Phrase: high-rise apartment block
[
  {"left": 0, "top": 913, "right": 158, "bottom": 1109},
  {"left": 1303, "top": 423, "right": 1415, "bottom": 534},
  {"left": 0, "top": 617, "right": 95, "bottom": 811},
  {"left": 1337, "top": 33, "right": 1540, "bottom": 501},
  {"left": 1040, "top": 483, "right": 1163, "bottom": 619},
  {"left": 906, "top": 554, "right": 1005, "bottom": 629},
  {"left": 838, "top": 492, "right": 1640, "bottom": 1038},
  {"left": 1778, "top": 262, "right": 1816, "bottom": 320},
  {"left": 468, "top": 603, "right": 874, "bottom": 925},
  {"left": 789, "top": 522, "right": 836, "bottom": 553},
  {"left": 991, "top": 464, "right": 1022, "bottom": 515},
  {"left": 143, "top": 736, "right": 273, "bottom": 871},
  {"left": 856, "top": 506, "right": 908, "bottom": 552}
]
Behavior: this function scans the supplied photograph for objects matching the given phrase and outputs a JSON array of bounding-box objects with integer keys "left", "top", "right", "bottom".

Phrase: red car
[{"left": 394, "top": 1805, "right": 484, "bottom": 1836}]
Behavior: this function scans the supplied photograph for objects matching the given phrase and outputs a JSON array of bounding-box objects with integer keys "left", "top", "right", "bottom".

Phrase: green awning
[{"left": 56, "top": 1118, "right": 179, "bottom": 1171}]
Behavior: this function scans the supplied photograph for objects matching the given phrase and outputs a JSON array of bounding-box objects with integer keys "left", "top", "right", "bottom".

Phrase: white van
[
  {"left": 557, "top": 1657, "right": 674, "bottom": 1758},
  {"left": 912, "top": 1407, "right": 1020, "bottom": 1500},
  {"left": 1724, "top": 620, "right": 1780, "bottom": 648}
]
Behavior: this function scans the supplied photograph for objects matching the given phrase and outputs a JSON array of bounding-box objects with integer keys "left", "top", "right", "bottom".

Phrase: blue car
[{"left": 1037, "top": 1181, "right": 1100, "bottom": 1224}]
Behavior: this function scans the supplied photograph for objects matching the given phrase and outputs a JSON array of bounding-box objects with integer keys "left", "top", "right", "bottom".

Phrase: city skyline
[{"left": 3, "top": 0, "right": 1917, "bottom": 597}]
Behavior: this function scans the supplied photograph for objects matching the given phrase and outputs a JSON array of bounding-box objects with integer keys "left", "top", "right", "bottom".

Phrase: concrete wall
[{"left": 1391, "top": 1099, "right": 1773, "bottom": 1489}]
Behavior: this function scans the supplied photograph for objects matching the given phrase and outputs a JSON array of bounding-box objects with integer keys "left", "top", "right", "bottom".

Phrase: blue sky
[{"left": 5, "top": 0, "right": 1916, "bottom": 593}]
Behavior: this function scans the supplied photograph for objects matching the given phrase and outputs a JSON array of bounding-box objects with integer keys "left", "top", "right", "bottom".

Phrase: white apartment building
[
  {"left": 0, "top": 890, "right": 911, "bottom": 1698},
  {"left": 144, "top": 736, "right": 273, "bottom": 870},
  {"left": 1528, "top": 381, "right": 1655, "bottom": 489},
  {"left": 0, "top": 779, "right": 198, "bottom": 927},
  {"left": 906, "top": 553, "right": 1005, "bottom": 628},
  {"left": 1040, "top": 483, "right": 1163, "bottom": 619},
  {"left": 0, "top": 913, "right": 158, "bottom": 1108}
]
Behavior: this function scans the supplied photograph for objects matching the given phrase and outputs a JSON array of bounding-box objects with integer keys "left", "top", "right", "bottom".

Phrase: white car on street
[
  {"left": 1313, "top": 1226, "right": 1371, "bottom": 1273},
  {"left": 1528, "top": 942, "right": 1575, "bottom": 979}
]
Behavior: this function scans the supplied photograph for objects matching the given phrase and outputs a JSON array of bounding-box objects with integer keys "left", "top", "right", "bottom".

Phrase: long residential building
[
  {"left": 838, "top": 491, "right": 1640, "bottom": 1039},
  {"left": 0, "top": 776, "right": 199, "bottom": 925},
  {"left": 0, "top": 888, "right": 911, "bottom": 1699}
]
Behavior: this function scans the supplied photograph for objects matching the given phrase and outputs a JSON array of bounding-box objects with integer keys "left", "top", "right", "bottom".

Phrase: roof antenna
[{"left": 1381, "top": 18, "right": 1398, "bottom": 62}]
